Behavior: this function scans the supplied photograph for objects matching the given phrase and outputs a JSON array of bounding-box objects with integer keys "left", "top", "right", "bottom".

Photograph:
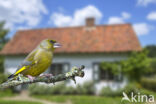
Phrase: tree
[
  {"left": 0, "top": 21, "right": 9, "bottom": 73},
  {"left": 121, "top": 49, "right": 151, "bottom": 81},
  {"left": 145, "top": 45, "right": 156, "bottom": 58}
]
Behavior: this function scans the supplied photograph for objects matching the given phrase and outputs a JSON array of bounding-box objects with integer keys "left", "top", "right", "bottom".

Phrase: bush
[
  {"left": 29, "top": 83, "right": 66, "bottom": 95},
  {"left": 29, "top": 81, "right": 95, "bottom": 95},
  {"left": 150, "top": 58, "right": 156, "bottom": 74},
  {"left": 0, "top": 57, "right": 4, "bottom": 73},
  {"left": 141, "top": 77, "right": 156, "bottom": 92},
  {"left": 0, "top": 73, "right": 8, "bottom": 83},
  {"left": 76, "top": 81, "right": 95, "bottom": 95},
  {"left": 100, "top": 87, "right": 123, "bottom": 97},
  {"left": 100, "top": 82, "right": 140, "bottom": 97},
  {"left": 61, "top": 86, "right": 77, "bottom": 95},
  {"left": 123, "top": 82, "right": 140, "bottom": 95}
]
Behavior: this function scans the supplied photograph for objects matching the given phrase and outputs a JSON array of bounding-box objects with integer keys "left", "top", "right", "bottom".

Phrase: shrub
[
  {"left": 29, "top": 81, "right": 95, "bottom": 95},
  {"left": 0, "top": 57, "right": 4, "bottom": 73},
  {"left": 150, "top": 58, "right": 156, "bottom": 74},
  {"left": 49, "top": 83, "right": 66, "bottom": 94},
  {"left": 0, "top": 73, "right": 8, "bottom": 83},
  {"left": 76, "top": 81, "right": 95, "bottom": 95},
  {"left": 100, "top": 87, "right": 123, "bottom": 97},
  {"left": 61, "top": 86, "right": 77, "bottom": 95},
  {"left": 100, "top": 82, "right": 140, "bottom": 97},
  {"left": 123, "top": 82, "right": 139, "bottom": 95},
  {"left": 29, "top": 83, "right": 66, "bottom": 95},
  {"left": 141, "top": 77, "right": 156, "bottom": 92}
]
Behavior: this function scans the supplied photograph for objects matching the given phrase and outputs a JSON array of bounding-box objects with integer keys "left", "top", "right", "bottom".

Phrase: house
[{"left": 0, "top": 18, "right": 141, "bottom": 92}]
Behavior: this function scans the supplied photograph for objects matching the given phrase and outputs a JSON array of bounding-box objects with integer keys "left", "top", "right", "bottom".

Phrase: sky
[{"left": 0, "top": 0, "right": 156, "bottom": 46}]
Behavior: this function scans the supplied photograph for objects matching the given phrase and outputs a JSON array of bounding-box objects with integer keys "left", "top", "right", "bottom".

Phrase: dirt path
[{"left": 2, "top": 91, "right": 72, "bottom": 104}]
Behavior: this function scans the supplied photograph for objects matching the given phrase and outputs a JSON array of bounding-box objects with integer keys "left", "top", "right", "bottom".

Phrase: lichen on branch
[{"left": 0, "top": 65, "right": 85, "bottom": 89}]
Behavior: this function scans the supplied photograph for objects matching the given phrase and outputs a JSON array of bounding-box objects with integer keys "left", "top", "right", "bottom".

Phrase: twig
[{"left": 0, "top": 65, "right": 85, "bottom": 89}]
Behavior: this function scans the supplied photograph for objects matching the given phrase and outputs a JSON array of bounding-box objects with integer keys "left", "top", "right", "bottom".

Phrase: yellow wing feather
[{"left": 14, "top": 66, "right": 26, "bottom": 76}]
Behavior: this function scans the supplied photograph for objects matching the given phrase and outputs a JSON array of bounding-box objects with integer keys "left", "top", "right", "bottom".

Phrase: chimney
[{"left": 85, "top": 17, "right": 95, "bottom": 27}]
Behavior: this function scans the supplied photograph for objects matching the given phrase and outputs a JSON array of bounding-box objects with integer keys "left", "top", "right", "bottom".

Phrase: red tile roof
[{"left": 0, "top": 24, "right": 141, "bottom": 55}]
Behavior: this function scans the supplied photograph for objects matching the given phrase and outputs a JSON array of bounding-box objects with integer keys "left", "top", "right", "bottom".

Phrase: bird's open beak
[{"left": 54, "top": 42, "right": 61, "bottom": 48}]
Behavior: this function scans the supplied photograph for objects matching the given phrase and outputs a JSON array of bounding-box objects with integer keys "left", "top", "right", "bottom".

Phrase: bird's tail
[{"left": 8, "top": 74, "right": 14, "bottom": 79}]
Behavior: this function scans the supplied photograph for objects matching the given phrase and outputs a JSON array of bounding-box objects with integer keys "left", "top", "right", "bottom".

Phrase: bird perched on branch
[{"left": 8, "top": 39, "right": 61, "bottom": 81}]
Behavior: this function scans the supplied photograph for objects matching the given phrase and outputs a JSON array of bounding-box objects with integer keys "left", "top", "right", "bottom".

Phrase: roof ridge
[{"left": 17, "top": 23, "right": 131, "bottom": 32}]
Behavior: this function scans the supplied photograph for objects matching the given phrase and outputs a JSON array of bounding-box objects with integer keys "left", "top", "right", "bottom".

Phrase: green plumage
[{"left": 8, "top": 39, "right": 60, "bottom": 79}]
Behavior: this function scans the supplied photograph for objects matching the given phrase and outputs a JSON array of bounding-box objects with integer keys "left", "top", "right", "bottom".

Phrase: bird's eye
[{"left": 50, "top": 40, "right": 56, "bottom": 44}]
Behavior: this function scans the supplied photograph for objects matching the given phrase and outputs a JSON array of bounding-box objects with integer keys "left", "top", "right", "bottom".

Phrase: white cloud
[
  {"left": 50, "top": 13, "right": 72, "bottom": 27},
  {"left": 133, "top": 23, "right": 153, "bottom": 35},
  {"left": 108, "top": 17, "right": 125, "bottom": 24},
  {"left": 147, "top": 11, "right": 156, "bottom": 20},
  {"left": 122, "top": 12, "right": 131, "bottom": 19},
  {"left": 0, "top": 0, "right": 48, "bottom": 29},
  {"left": 108, "top": 12, "right": 131, "bottom": 24},
  {"left": 137, "top": 0, "right": 156, "bottom": 6},
  {"left": 49, "top": 5, "right": 102, "bottom": 27}
]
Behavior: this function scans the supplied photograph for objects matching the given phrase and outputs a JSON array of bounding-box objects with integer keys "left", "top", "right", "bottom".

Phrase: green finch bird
[{"left": 8, "top": 39, "right": 61, "bottom": 80}]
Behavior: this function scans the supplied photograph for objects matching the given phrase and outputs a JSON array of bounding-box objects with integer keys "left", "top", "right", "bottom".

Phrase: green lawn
[
  {"left": 33, "top": 95, "right": 153, "bottom": 104},
  {"left": 0, "top": 88, "right": 155, "bottom": 104},
  {"left": 34, "top": 95, "right": 122, "bottom": 104},
  {"left": 0, "top": 90, "right": 14, "bottom": 98},
  {"left": 0, "top": 100, "right": 42, "bottom": 104},
  {"left": 0, "top": 90, "right": 41, "bottom": 104}
]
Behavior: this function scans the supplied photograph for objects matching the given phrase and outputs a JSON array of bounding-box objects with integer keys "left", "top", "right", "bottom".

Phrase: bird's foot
[
  {"left": 26, "top": 75, "right": 35, "bottom": 82},
  {"left": 40, "top": 74, "right": 53, "bottom": 78}
]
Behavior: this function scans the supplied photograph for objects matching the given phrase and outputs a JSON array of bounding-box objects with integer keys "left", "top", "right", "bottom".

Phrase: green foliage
[
  {"left": 29, "top": 81, "right": 95, "bottom": 95},
  {"left": 0, "top": 21, "right": 9, "bottom": 50},
  {"left": 100, "top": 82, "right": 140, "bottom": 97},
  {"left": 150, "top": 58, "right": 156, "bottom": 74},
  {"left": 0, "top": 21, "right": 9, "bottom": 73},
  {"left": 76, "top": 81, "right": 95, "bottom": 95},
  {"left": 145, "top": 45, "right": 156, "bottom": 58},
  {"left": 100, "top": 50, "right": 151, "bottom": 81},
  {"left": 0, "top": 56, "right": 4, "bottom": 73},
  {"left": 123, "top": 82, "right": 140, "bottom": 95},
  {"left": 34, "top": 95, "right": 121, "bottom": 104},
  {"left": 100, "top": 87, "right": 123, "bottom": 97},
  {"left": 29, "top": 83, "right": 66, "bottom": 95},
  {"left": 100, "top": 62, "right": 120, "bottom": 75},
  {"left": 121, "top": 49, "right": 151, "bottom": 81},
  {"left": 0, "top": 89, "right": 13, "bottom": 98},
  {"left": 0, "top": 73, "right": 8, "bottom": 83},
  {"left": 140, "top": 76, "right": 156, "bottom": 92},
  {"left": 61, "top": 86, "right": 77, "bottom": 95}
]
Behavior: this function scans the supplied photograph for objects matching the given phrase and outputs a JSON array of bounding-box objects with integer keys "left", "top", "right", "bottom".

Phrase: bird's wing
[
  {"left": 14, "top": 61, "right": 34, "bottom": 76},
  {"left": 8, "top": 60, "right": 34, "bottom": 78},
  {"left": 24, "top": 48, "right": 38, "bottom": 61},
  {"left": 8, "top": 48, "right": 38, "bottom": 78}
]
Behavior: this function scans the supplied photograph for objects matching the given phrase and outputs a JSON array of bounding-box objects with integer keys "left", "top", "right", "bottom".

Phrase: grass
[
  {"left": 33, "top": 91, "right": 156, "bottom": 104},
  {"left": 34, "top": 95, "right": 122, "bottom": 104},
  {"left": 0, "top": 89, "right": 15, "bottom": 98},
  {"left": 0, "top": 89, "right": 42, "bottom": 104},
  {"left": 0, "top": 100, "right": 42, "bottom": 104}
]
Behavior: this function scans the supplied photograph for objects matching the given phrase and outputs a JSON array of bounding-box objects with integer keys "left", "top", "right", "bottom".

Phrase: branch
[{"left": 0, "top": 65, "right": 85, "bottom": 89}]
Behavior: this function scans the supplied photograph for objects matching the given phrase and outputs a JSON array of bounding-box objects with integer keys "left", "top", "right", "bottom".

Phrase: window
[
  {"left": 93, "top": 63, "right": 123, "bottom": 81},
  {"left": 99, "top": 67, "right": 114, "bottom": 80},
  {"left": 49, "top": 63, "right": 69, "bottom": 76}
]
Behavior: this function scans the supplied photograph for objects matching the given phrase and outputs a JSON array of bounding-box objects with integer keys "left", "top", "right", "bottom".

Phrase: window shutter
[{"left": 93, "top": 64, "right": 99, "bottom": 81}]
